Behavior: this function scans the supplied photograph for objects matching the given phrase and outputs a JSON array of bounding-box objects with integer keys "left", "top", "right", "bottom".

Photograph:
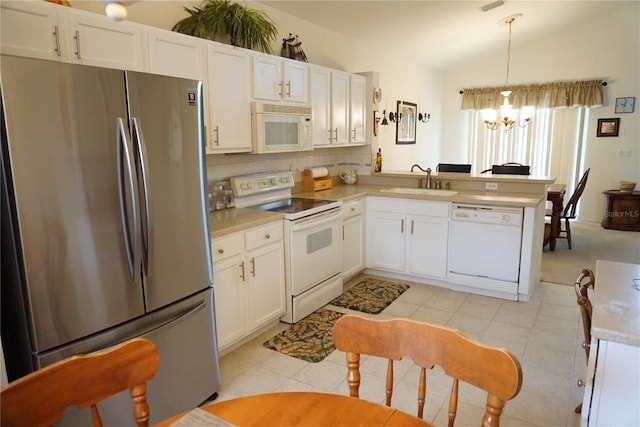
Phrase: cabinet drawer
[
  {"left": 245, "top": 221, "right": 283, "bottom": 251},
  {"left": 211, "top": 233, "right": 243, "bottom": 263},
  {"left": 343, "top": 199, "right": 364, "bottom": 219}
]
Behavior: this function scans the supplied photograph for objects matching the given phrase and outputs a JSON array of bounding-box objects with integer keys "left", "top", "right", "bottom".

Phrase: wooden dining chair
[
  {"left": 574, "top": 268, "right": 595, "bottom": 414},
  {"left": 0, "top": 338, "right": 159, "bottom": 427},
  {"left": 333, "top": 315, "right": 522, "bottom": 427},
  {"left": 545, "top": 168, "right": 590, "bottom": 249},
  {"left": 480, "top": 162, "right": 530, "bottom": 175}
]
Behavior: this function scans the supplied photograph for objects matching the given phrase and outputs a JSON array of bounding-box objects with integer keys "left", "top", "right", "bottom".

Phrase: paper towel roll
[{"left": 308, "top": 167, "right": 329, "bottom": 178}]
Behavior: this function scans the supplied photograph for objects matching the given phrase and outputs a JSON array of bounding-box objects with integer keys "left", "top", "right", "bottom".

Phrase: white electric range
[{"left": 231, "top": 172, "right": 343, "bottom": 323}]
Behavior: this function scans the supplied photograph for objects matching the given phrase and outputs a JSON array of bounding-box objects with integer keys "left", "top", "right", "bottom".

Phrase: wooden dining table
[
  {"left": 547, "top": 183, "right": 566, "bottom": 251},
  {"left": 154, "top": 391, "right": 434, "bottom": 427}
]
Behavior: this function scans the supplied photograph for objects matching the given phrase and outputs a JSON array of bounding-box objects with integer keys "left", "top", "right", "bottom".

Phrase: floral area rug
[
  {"left": 262, "top": 308, "right": 343, "bottom": 363},
  {"left": 329, "top": 278, "right": 410, "bottom": 314}
]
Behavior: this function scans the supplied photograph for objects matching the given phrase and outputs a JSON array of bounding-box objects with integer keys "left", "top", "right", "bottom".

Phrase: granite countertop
[
  {"left": 207, "top": 182, "right": 545, "bottom": 238},
  {"left": 208, "top": 207, "right": 284, "bottom": 239},
  {"left": 592, "top": 260, "right": 640, "bottom": 347}
]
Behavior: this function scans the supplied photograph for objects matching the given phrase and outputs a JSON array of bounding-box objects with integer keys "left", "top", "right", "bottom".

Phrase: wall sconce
[
  {"left": 376, "top": 110, "right": 389, "bottom": 126},
  {"left": 418, "top": 113, "right": 431, "bottom": 123},
  {"left": 388, "top": 112, "right": 401, "bottom": 123}
]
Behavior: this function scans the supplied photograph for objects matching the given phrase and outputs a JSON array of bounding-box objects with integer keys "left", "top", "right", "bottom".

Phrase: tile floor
[{"left": 216, "top": 274, "right": 585, "bottom": 427}]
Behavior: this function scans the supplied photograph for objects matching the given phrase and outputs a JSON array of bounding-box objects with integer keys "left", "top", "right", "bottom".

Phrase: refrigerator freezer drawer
[{"left": 39, "top": 288, "right": 220, "bottom": 426}]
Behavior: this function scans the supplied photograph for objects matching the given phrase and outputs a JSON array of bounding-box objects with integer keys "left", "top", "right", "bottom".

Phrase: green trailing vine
[{"left": 172, "top": 0, "right": 277, "bottom": 53}]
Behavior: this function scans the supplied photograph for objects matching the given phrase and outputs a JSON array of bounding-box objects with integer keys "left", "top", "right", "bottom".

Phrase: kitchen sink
[{"left": 380, "top": 187, "right": 458, "bottom": 196}]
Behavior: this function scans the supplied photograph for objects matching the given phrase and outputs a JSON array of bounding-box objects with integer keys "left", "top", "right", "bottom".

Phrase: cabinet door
[
  {"left": 66, "top": 10, "right": 147, "bottom": 70},
  {"left": 408, "top": 216, "right": 448, "bottom": 279},
  {"left": 367, "top": 211, "right": 406, "bottom": 272},
  {"left": 252, "top": 55, "right": 281, "bottom": 101},
  {"left": 247, "top": 242, "right": 285, "bottom": 330},
  {"left": 207, "top": 45, "right": 252, "bottom": 153},
  {"left": 1, "top": 1, "right": 67, "bottom": 61},
  {"left": 310, "top": 66, "right": 332, "bottom": 147},
  {"left": 147, "top": 29, "right": 206, "bottom": 80},
  {"left": 212, "top": 255, "right": 246, "bottom": 350},
  {"left": 349, "top": 74, "right": 367, "bottom": 144},
  {"left": 343, "top": 214, "right": 365, "bottom": 280},
  {"left": 283, "top": 60, "right": 309, "bottom": 103},
  {"left": 330, "top": 71, "right": 350, "bottom": 145}
]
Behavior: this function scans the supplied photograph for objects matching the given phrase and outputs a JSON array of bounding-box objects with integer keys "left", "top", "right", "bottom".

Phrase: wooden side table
[{"left": 601, "top": 190, "right": 640, "bottom": 231}]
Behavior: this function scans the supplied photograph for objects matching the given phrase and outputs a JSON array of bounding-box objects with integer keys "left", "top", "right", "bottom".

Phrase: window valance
[{"left": 461, "top": 80, "right": 604, "bottom": 110}]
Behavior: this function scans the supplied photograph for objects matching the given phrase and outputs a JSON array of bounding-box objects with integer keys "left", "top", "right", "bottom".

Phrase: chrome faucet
[
  {"left": 410, "top": 164, "right": 428, "bottom": 173},
  {"left": 425, "top": 168, "right": 432, "bottom": 189}
]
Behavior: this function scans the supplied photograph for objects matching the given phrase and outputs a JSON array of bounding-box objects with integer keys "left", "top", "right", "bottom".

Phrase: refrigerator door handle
[
  {"left": 143, "top": 299, "right": 207, "bottom": 337},
  {"left": 116, "top": 118, "right": 141, "bottom": 280},
  {"left": 131, "top": 117, "right": 153, "bottom": 279}
]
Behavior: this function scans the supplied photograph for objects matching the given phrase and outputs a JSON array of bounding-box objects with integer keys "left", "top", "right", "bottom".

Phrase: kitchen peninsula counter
[
  {"left": 295, "top": 183, "right": 545, "bottom": 208},
  {"left": 592, "top": 260, "right": 640, "bottom": 346}
]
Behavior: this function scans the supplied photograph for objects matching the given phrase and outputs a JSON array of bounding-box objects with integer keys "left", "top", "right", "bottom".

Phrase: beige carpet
[{"left": 541, "top": 221, "right": 640, "bottom": 285}]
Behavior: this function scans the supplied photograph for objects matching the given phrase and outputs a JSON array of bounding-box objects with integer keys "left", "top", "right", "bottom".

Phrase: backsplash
[{"left": 205, "top": 145, "right": 372, "bottom": 183}]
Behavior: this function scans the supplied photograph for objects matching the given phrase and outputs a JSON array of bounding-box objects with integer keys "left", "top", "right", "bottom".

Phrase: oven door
[{"left": 287, "top": 208, "right": 343, "bottom": 296}]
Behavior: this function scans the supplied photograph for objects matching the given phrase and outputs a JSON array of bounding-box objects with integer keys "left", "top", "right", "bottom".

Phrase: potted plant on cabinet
[{"left": 172, "top": 0, "right": 277, "bottom": 53}]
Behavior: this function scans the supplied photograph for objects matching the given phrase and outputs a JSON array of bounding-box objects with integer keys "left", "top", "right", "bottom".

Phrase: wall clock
[{"left": 615, "top": 97, "right": 635, "bottom": 113}]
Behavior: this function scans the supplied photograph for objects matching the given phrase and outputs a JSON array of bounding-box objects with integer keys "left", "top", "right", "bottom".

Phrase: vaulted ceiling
[{"left": 257, "top": 1, "right": 634, "bottom": 70}]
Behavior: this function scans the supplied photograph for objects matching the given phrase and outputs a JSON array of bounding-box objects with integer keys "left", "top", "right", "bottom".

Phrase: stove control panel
[{"left": 231, "top": 171, "right": 294, "bottom": 198}]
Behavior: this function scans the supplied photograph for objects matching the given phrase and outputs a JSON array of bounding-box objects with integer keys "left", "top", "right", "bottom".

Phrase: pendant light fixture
[{"left": 481, "top": 14, "right": 534, "bottom": 132}]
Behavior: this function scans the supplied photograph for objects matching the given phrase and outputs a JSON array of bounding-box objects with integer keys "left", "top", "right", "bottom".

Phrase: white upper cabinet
[
  {"left": 252, "top": 54, "right": 309, "bottom": 104},
  {"left": 1, "top": 1, "right": 68, "bottom": 61},
  {"left": 207, "top": 44, "right": 252, "bottom": 153},
  {"left": 349, "top": 74, "right": 367, "bottom": 144},
  {"left": 147, "top": 28, "right": 206, "bottom": 80},
  {"left": 310, "top": 66, "right": 332, "bottom": 146},
  {"left": 65, "top": 9, "right": 147, "bottom": 71},
  {"left": 311, "top": 66, "right": 350, "bottom": 147}
]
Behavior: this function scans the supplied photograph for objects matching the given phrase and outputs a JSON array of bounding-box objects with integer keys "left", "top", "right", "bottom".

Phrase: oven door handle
[{"left": 290, "top": 209, "right": 342, "bottom": 231}]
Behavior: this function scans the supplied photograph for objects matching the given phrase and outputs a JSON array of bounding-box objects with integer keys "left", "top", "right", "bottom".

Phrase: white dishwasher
[{"left": 447, "top": 203, "right": 523, "bottom": 299}]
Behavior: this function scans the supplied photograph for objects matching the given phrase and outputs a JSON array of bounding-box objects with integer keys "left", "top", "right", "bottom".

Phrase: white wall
[{"left": 442, "top": 2, "right": 640, "bottom": 223}]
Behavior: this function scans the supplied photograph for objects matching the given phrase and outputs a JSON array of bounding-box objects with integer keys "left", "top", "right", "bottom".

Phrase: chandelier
[{"left": 481, "top": 15, "right": 534, "bottom": 132}]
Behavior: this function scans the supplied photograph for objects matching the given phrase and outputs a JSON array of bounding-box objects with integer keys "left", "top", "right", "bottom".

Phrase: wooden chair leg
[
  {"left": 566, "top": 218, "right": 572, "bottom": 249},
  {"left": 575, "top": 402, "right": 582, "bottom": 413}
]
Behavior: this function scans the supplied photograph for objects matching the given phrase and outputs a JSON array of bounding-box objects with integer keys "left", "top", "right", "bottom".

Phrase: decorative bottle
[{"left": 374, "top": 148, "right": 382, "bottom": 172}]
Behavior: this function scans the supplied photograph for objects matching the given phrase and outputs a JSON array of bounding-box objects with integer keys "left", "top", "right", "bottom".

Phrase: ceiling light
[
  {"left": 481, "top": 14, "right": 534, "bottom": 132},
  {"left": 99, "top": 0, "right": 138, "bottom": 21}
]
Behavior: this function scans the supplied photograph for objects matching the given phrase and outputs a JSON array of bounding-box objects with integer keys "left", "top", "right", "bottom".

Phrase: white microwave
[{"left": 252, "top": 102, "right": 313, "bottom": 153}]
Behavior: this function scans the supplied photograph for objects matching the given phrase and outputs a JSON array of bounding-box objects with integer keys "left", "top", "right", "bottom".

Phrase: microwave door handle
[{"left": 116, "top": 118, "right": 141, "bottom": 280}]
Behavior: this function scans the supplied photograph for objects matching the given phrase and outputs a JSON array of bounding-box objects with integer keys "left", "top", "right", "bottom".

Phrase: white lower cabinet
[
  {"left": 582, "top": 338, "right": 640, "bottom": 426},
  {"left": 367, "top": 197, "right": 449, "bottom": 280},
  {"left": 211, "top": 221, "right": 285, "bottom": 351},
  {"left": 342, "top": 198, "right": 365, "bottom": 281}
]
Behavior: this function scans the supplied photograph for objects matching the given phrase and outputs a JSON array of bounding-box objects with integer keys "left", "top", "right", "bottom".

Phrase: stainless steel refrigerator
[{"left": 1, "top": 55, "right": 220, "bottom": 424}]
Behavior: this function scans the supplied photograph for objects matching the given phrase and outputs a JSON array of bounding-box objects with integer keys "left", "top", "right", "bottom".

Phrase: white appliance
[
  {"left": 251, "top": 102, "right": 313, "bottom": 153},
  {"left": 232, "top": 172, "right": 343, "bottom": 323},
  {"left": 447, "top": 203, "right": 523, "bottom": 300}
]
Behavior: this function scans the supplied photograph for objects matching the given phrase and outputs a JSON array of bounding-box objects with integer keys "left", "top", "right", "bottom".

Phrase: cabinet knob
[
  {"left": 218, "top": 248, "right": 224, "bottom": 254},
  {"left": 265, "top": 233, "right": 271, "bottom": 239},
  {"left": 577, "top": 379, "right": 586, "bottom": 388}
]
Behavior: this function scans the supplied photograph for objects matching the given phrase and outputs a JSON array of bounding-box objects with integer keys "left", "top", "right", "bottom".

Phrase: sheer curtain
[
  {"left": 463, "top": 79, "right": 600, "bottom": 196},
  {"left": 467, "top": 107, "right": 589, "bottom": 195}
]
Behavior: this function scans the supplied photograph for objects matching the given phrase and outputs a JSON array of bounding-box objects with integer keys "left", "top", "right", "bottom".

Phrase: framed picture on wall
[
  {"left": 395, "top": 101, "right": 417, "bottom": 144},
  {"left": 596, "top": 118, "right": 620, "bottom": 137}
]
